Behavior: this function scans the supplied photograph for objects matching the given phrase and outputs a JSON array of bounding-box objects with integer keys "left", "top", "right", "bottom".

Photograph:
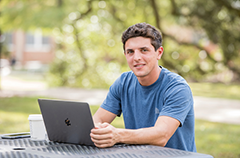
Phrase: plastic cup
[{"left": 28, "top": 114, "right": 47, "bottom": 141}]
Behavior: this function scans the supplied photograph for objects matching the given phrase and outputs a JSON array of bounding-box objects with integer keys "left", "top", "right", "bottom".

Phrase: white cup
[{"left": 28, "top": 114, "right": 47, "bottom": 141}]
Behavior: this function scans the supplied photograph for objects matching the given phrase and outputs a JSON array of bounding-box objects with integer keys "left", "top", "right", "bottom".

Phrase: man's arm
[
  {"left": 91, "top": 109, "right": 180, "bottom": 148},
  {"left": 117, "top": 116, "right": 180, "bottom": 146},
  {"left": 93, "top": 107, "right": 117, "bottom": 125}
]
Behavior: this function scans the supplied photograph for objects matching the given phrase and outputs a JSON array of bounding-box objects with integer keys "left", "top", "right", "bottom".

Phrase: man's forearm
[
  {"left": 116, "top": 127, "right": 168, "bottom": 146},
  {"left": 93, "top": 107, "right": 117, "bottom": 125},
  {"left": 91, "top": 115, "right": 180, "bottom": 148},
  {"left": 116, "top": 116, "right": 180, "bottom": 147}
]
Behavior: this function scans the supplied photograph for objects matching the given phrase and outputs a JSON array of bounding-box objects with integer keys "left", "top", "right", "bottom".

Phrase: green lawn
[
  {"left": 195, "top": 120, "right": 240, "bottom": 158},
  {"left": 0, "top": 96, "right": 240, "bottom": 157},
  {"left": 0, "top": 97, "right": 124, "bottom": 134},
  {"left": 189, "top": 82, "right": 240, "bottom": 100}
]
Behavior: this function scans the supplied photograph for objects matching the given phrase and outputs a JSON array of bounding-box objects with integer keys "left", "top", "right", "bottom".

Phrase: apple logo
[{"left": 65, "top": 118, "right": 71, "bottom": 126}]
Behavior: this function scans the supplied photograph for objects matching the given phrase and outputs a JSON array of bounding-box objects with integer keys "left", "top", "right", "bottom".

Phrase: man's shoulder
[
  {"left": 160, "top": 67, "right": 191, "bottom": 95},
  {"left": 121, "top": 71, "right": 134, "bottom": 77},
  {"left": 161, "top": 67, "right": 187, "bottom": 84},
  {"left": 111, "top": 71, "right": 137, "bottom": 90},
  {"left": 119, "top": 71, "right": 136, "bottom": 82},
  {"left": 161, "top": 67, "right": 180, "bottom": 78}
]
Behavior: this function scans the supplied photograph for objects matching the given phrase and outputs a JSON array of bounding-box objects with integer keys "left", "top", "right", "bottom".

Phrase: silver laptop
[{"left": 38, "top": 99, "right": 95, "bottom": 146}]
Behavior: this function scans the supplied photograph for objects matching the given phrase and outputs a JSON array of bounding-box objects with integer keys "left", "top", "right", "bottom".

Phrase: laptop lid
[{"left": 38, "top": 99, "right": 95, "bottom": 146}]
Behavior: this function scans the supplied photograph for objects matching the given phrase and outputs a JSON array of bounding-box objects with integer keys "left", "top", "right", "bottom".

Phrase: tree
[
  {"left": 166, "top": 0, "right": 240, "bottom": 81},
  {"left": 1, "top": 0, "right": 239, "bottom": 89}
]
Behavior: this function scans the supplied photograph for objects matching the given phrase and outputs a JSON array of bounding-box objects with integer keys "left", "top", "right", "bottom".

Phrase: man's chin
[{"left": 133, "top": 72, "right": 148, "bottom": 78}]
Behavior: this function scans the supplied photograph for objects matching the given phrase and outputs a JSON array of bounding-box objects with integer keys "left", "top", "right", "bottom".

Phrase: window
[
  {"left": 42, "top": 36, "right": 50, "bottom": 45},
  {"left": 1, "top": 32, "right": 14, "bottom": 51},
  {"left": 26, "top": 33, "right": 34, "bottom": 45},
  {"left": 5, "top": 32, "right": 13, "bottom": 45},
  {"left": 25, "top": 29, "right": 51, "bottom": 52}
]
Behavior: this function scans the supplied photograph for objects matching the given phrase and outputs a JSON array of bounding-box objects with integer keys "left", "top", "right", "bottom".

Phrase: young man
[{"left": 90, "top": 23, "right": 196, "bottom": 152}]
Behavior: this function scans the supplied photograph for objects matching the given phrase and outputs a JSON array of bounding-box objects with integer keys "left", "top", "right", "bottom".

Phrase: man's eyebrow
[
  {"left": 126, "top": 47, "right": 149, "bottom": 50},
  {"left": 125, "top": 48, "right": 134, "bottom": 52},
  {"left": 139, "top": 46, "right": 149, "bottom": 49}
]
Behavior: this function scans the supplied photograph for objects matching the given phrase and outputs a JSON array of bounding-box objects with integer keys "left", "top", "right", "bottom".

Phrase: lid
[{"left": 28, "top": 114, "right": 43, "bottom": 121}]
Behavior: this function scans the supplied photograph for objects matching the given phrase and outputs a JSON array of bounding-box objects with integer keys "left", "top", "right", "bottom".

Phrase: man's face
[{"left": 124, "top": 37, "right": 163, "bottom": 80}]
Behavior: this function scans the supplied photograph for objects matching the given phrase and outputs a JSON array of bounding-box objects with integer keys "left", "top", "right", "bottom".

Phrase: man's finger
[
  {"left": 92, "top": 138, "right": 114, "bottom": 148},
  {"left": 90, "top": 132, "right": 113, "bottom": 140},
  {"left": 91, "top": 127, "right": 113, "bottom": 135}
]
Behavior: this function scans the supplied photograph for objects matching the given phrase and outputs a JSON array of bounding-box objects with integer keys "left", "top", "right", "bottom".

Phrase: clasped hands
[{"left": 90, "top": 122, "right": 120, "bottom": 148}]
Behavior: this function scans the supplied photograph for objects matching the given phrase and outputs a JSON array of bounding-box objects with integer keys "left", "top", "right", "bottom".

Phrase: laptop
[{"left": 38, "top": 99, "right": 95, "bottom": 146}]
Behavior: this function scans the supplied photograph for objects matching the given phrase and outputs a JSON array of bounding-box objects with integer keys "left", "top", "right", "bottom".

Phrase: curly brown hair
[{"left": 121, "top": 23, "right": 163, "bottom": 51}]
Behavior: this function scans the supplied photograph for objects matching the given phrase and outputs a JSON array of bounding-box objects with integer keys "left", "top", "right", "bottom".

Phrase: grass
[
  {"left": 0, "top": 97, "right": 240, "bottom": 157},
  {"left": 0, "top": 97, "right": 124, "bottom": 134},
  {"left": 195, "top": 120, "right": 240, "bottom": 158},
  {"left": 0, "top": 97, "right": 41, "bottom": 134},
  {"left": 189, "top": 82, "right": 240, "bottom": 100}
]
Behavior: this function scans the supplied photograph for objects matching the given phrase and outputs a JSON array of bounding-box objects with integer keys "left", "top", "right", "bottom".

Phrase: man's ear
[{"left": 157, "top": 46, "right": 164, "bottom": 60}]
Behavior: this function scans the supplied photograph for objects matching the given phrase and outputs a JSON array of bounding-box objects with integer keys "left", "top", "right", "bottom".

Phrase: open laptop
[{"left": 38, "top": 99, "right": 95, "bottom": 146}]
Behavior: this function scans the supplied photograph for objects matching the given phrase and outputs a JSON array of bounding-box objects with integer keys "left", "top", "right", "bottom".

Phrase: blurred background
[
  {"left": 1, "top": 0, "right": 240, "bottom": 88},
  {"left": 0, "top": 0, "right": 240, "bottom": 157}
]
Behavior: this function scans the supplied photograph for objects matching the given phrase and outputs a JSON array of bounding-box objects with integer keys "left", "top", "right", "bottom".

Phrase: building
[{"left": 2, "top": 29, "right": 55, "bottom": 70}]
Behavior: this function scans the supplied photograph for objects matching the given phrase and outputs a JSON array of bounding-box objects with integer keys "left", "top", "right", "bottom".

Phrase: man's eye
[
  {"left": 142, "top": 49, "right": 148, "bottom": 52},
  {"left": 127, "top": 50, "right": 133, "bottom": 54}
]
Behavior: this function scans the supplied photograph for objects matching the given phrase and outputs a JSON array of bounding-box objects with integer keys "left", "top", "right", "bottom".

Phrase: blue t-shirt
[{"left": 101, "top": 67, "right": 196, "bottom": 152}]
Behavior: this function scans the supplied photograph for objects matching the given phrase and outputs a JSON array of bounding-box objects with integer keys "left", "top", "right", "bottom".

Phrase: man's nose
[{"left": 133, "top": 50, "right": 141, "bottom": 61}]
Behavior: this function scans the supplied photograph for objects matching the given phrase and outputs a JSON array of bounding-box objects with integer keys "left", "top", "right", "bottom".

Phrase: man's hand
[{"left": 90, "top": 122, "right": 120, "bottom": 148}]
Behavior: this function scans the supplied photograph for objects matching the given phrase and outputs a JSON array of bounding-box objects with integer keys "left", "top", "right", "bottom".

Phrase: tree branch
[
  {"left": 213, "top": 0, "right": 240, "bottom": 17},
  {"left": 75, "top": 1, "right": 92, "bottom": 21},
  {"left": 108, "top": 2, "right": 129, "bottom": 30},
  {"left": 71, "top": 1, "right": 93, "bottom": 77},
  {"left": 150, "top": 0, "right": 161, "bottom": 30},
  {"left": 57, "top": 0, "right": 63, "bottom": 7},
  {"left": 150, "top": 0, "right": 217, "bottom": 63},
  {"left": 170, "top": 0, "right": 179, "bottom": 15},
  {"left": 162, "top": 32, "right": 217, "bottom": 63}
]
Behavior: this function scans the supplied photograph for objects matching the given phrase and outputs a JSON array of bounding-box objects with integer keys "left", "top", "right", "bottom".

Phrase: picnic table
[{"left": 0, "top": 137, "right": 213, "bottom": 158}]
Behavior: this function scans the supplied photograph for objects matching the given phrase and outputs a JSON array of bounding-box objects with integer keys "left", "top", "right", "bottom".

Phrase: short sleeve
[
  {"left": 100, "top": 76, "right": 122, "bottom": 116},
  {"left": 159, "top": 84, "right": 193, "bottom": 127}
]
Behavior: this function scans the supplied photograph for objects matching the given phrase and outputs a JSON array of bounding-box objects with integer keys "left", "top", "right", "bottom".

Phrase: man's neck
[{"left": 137, "top": 66, "right": 162, "bottom": 86}]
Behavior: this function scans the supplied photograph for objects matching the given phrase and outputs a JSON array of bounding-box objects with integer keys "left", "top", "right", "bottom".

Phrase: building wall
[{"left": 4, "top": 29, "right": 55, "bottom": 68}]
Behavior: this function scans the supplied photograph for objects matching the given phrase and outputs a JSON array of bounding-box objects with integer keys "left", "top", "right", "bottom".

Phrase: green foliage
[
  {"left": 0, "top": 44, "right": 11, "bottom": 58},
  {"left": 171, "top": 0, "right": 240, "bottom": 80},
  {"left": 1, "top": 0, "right": 240, "bottom": 88}
]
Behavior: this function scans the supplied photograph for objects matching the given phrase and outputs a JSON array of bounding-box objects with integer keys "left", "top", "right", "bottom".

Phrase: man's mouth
[{"left": 134, "top": 64, "right": 145, "bottom": 68}]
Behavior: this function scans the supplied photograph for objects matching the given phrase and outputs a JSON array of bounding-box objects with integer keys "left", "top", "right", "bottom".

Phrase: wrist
[
  {"left": 115, "top": 128, "right": 121, "bottom": 144},
  {"left": 115, "top": 128, "right": 134, "bottom": 144}
]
